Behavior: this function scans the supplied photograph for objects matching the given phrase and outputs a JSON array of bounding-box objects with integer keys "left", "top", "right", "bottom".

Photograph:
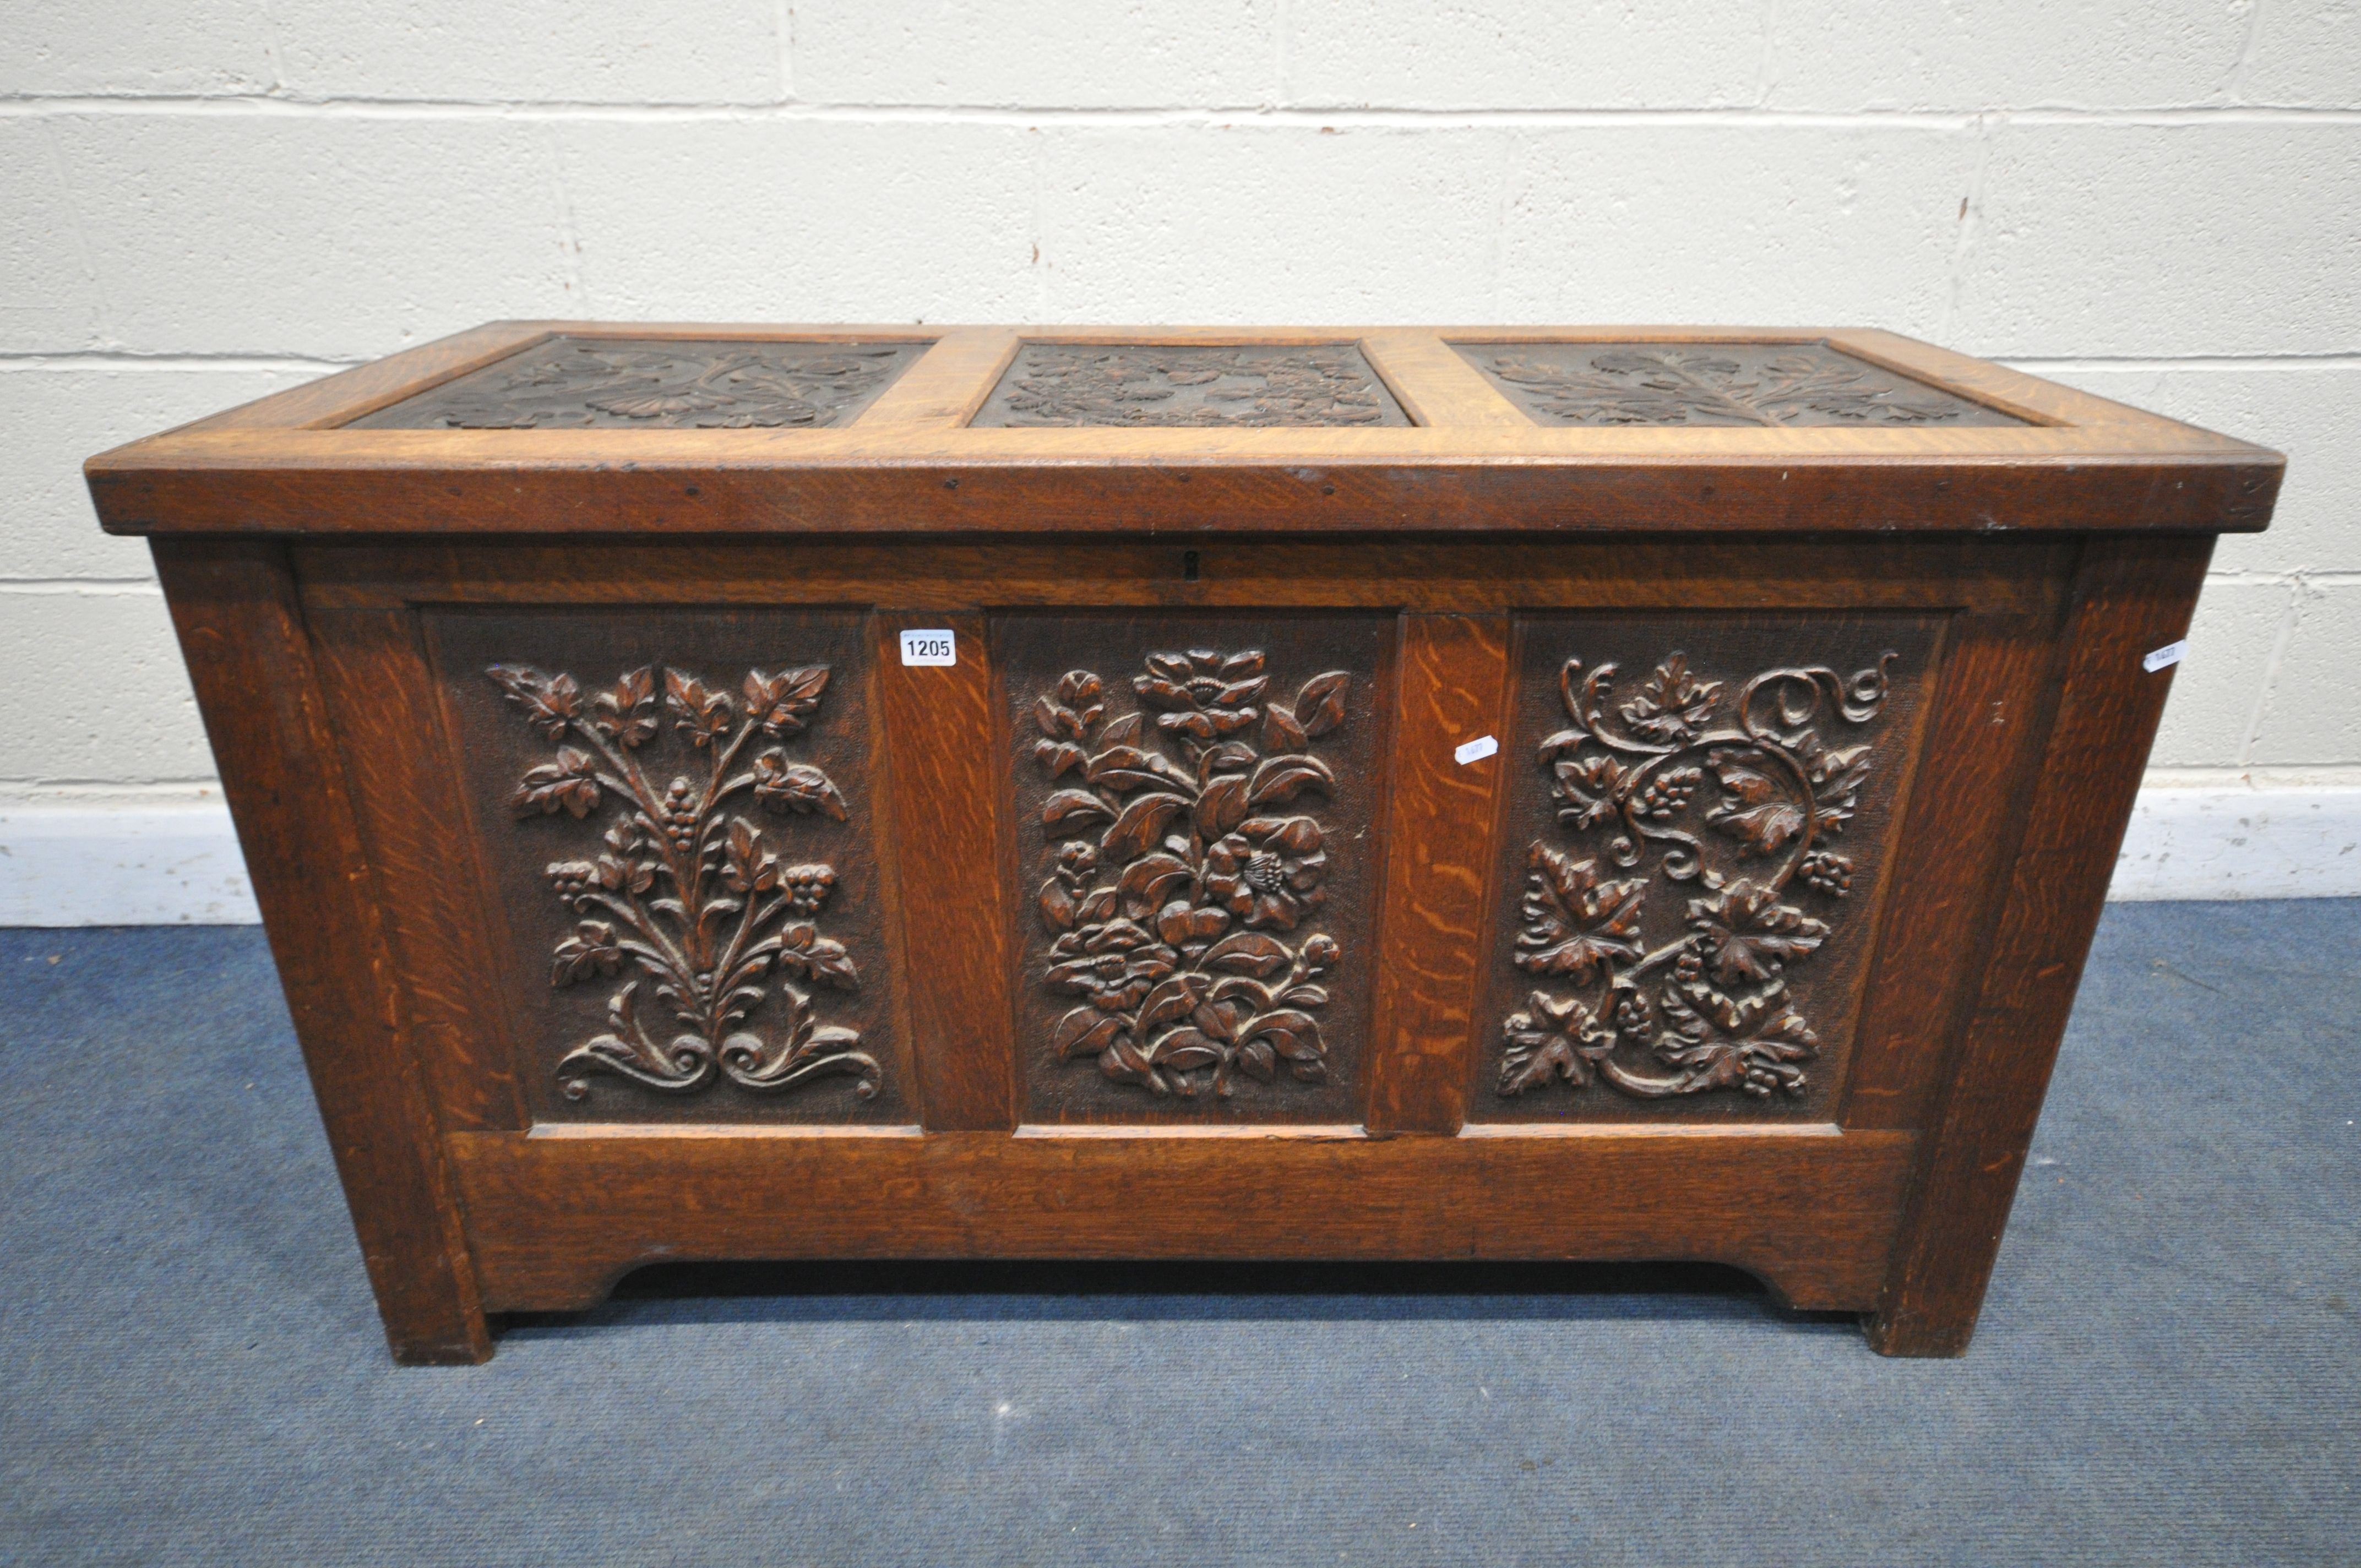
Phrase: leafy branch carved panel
[
  {"left": 1452, "top": 342, "right": 2022, "bottom": 428},
  {"left": 353, "top": 337, "right": 931, "bottom": 430},
  {"left": 1002, "top": 614, "right": 1391, "bottom": 1124},
  {"left": 1471, "top": 615, "right": 1941, "bottom": 1125},
  {"left": 431, "top": 610, "right": 906, "bottom": 1126}
]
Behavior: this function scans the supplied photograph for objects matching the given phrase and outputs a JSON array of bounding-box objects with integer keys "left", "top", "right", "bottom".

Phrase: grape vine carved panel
[
  {"left": 1451, "top": 342, "right": 2022, "bottom": 428},
  {"left": 431, "top": 609, "right": 906, "bottom": 1126},
  {"left": 353, "top": 337, "right": 931, "bottom": 429},
  {"left": 1470, "top": 614, "right": 1941, "bottom": 1125},
  {"left": 1002, "top": 614, "right": 1390, "bottom": 1125}
]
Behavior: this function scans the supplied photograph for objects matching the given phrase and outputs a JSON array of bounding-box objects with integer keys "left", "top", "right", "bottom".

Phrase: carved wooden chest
[{"left": 86, "top": 325, "right": 2281, "bottom": 1363}]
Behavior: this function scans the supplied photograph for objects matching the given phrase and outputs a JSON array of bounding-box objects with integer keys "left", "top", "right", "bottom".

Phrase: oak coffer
[{"left": 85, "top": 324, "right": 2282, "bottom": 1363}]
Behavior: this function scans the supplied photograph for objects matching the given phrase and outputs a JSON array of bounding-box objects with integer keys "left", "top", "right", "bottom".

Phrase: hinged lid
[{"left": 86, "top": 324, "right": 2281, "bottom": 538}]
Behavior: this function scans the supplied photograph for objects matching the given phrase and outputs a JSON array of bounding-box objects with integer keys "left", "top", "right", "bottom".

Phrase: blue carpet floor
[{"left": 1, "top": 901, "right": 2355, "bottom": 1566}]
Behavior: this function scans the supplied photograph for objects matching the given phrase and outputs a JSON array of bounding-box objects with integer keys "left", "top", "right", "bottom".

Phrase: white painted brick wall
[{"left": 2, "top": 0, "right": 2356, "bottom": 918}]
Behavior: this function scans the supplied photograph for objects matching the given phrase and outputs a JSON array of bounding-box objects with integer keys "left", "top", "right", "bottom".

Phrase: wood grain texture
[
  {"left": 446, "top": 1125, "right": 1919, "bottom": 1314},
  {"left": 877, "top": 611, "right": 1018, "bottom": 1130},
  {"left": 1868, "top": 534, "right": 2215, "bottom": 1357},
  {"left": 149, "top": 540, "right": 491, "bottom": 1364},
  {"left": 855, "top": 328, "right": 1020, "bottom": 429},
  {"left": 1360, "top": 333, "right": 1531, "bottom": 428},
  {"left": 1837, "top": 608, "right": 2068, "bottom": 1130},
  {"left": 306, "top": 606, "right": 526, "bottom": 1133},
  {"left": 86, "top": 433, "right": 2280, "bottom": 539},
  {"left": 290, "top": 537, "right": 2070, "bottom": 617},
  {"left": 1364, "top": 614, "right": 1511, "bottom": 1134}
]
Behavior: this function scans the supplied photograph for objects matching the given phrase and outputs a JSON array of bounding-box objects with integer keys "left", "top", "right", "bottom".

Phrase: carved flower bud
[
  {"left": 1057, "top": 842, "right": 1100, "bottom": 880},
  {"left": 1300, "top": 933, "right": 1341, "bottom": 970}
]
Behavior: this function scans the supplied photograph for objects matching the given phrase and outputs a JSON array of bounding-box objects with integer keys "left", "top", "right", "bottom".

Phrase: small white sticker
[
  {"left": 2142, "top": 639, "right": 2189, "bottom": 673},
  {"left": 899, "top": 628, "right": 957, "bottom": 667},
  {"left": 1454, "top": 734, "right": 1499, "bottom": 766}
]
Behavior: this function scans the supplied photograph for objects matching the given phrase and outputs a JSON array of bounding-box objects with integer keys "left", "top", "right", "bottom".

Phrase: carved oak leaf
[
  {"left": 777, "top": 921, "right": 859, "bottom": 990},
  {"left": 1551, "top": 751, "right": 1627, "bottom": 832},
  {"left": 1804, "top": 740, "right": 1874, "bottom": 838},
  {"left": 663, "top": 669, "right": 734, "bottom": 749},
  {"left": 487, "top": 663, "right": 582, "bottom": 739},
  {"left": 1619, "top": 653, "right": 1721, "bottom": 743},
  {"left": 1705, "top": 747, "right": 1808, "bottom": 856},
  {"left": 752, "top": 753, "right": 848, "bottom": 821},
  {"left": 743, "top": 666, "right": 830, "bottom": 737},
  {"left": 513, "top": 747, "right": 601, "bottom": 819},
  {"left": 1684, "top": 879, "right": 1828, "bottom": 988},
  {"left": 1654, "top": 983, "right": 1817, "bottom": 1098},
  {"left": 551, "top": 919, "right": 622, "bottom": 986},
  {"left": 1498, "top": 990, "right": 1614, "bottom": 1095},
  {"left": 590, "top": 666, "right": 657, "bottom": 748},
  {"left": 1514, "top": 843, "right": 1647, "bottom": 983},
  {"left": 722, "top": 818, "right": 781, "bottom": 894}
]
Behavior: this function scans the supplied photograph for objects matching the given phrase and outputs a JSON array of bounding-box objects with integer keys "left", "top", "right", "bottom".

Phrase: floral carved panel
[
  {"left": 431, "top": 609, "right": 906, "bottom": 1125},
  {"left": 1002, "top": 614, "right": 1391, "bottom": 1124},
  {"left": 971, "top": 344, "right": 1410, "bottom": 428},
  {"left": 1451, "top": 342, "right": 2022, "bottom": 428},
  {"left": 353, "top": 337, "right": 931, "bottom": 430},
  {"left": 1469, "top": 614, "right": 1943, "bottom": 1125}
]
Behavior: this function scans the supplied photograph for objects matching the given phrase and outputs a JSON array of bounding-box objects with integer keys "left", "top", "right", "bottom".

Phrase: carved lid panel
[
  {"left": 1453, "top": 341, "right": 2025, "bottom": 428},
  {"left": 351, "top": 336, "right": 931, "bottom": 429},
  {"left": 1469, "top": 612, "right": 1943, "bottom": 1125},
  {"left": 972, "top": 343, "right": 1411, "bottom": 427},
  {"left": 429, "top": 607, "right": 910, "bottom": 1125},
  {"left": 1002, "top": 613, "right": 1392, "bottom": 1124}
]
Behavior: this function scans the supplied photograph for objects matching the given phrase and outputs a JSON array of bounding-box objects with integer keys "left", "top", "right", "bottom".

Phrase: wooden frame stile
[{"left": 96, "top": 325, "right": 2278, "bottom": 1362}]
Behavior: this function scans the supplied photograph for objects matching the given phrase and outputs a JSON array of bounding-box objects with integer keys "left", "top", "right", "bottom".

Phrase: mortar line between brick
[
  {"left": 0, "top": 353, "right": 356, "bottom": 371},
  {"left": 0, "top": 580, "right": 165, "bottom": 596},
  {"left": 3, "top": 98, "right": 2359, "bottom": 127}
]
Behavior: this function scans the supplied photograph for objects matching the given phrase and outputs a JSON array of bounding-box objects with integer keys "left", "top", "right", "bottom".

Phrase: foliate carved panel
[
  {"left": 1452, "top": 342, "right": 2022, "bottom": 428},
  {"left": 1002, "top": 615, "right": 1390, "bottom": 1124},
  {"left": 352, "top": 337, "right": 931, "bottom": 430},
  {"left": 1470, "top": 615, "right": 1941, "bottom": 1125},
  {"left": 972, "top": 344, "right": 1410, "bottom": 427},
  {"left": 432, "top": 610, "right": 906, "bottom": 1125}
]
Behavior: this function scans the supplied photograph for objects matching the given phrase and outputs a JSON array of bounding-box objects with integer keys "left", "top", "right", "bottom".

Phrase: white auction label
[
  {"left": 899, "top": 629, "right": 958, "bottom": 667},
  {"left": 2142, "top": 639, "right": 2189, "bottom": 673},
  {"left": 1454, "top": 734, "right": 1500, "bottom": 765}
]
